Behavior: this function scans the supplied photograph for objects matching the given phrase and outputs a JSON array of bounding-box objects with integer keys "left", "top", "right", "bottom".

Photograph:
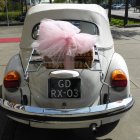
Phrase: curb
[
  {"left": 112, "top": 15, "right": 140, "bottom": 22},
  {"left": 124, "top": 24, "right": 140, "bottom": 28},
  {"left": 0, "top": 22, "right": 24, "bottom": 26}
]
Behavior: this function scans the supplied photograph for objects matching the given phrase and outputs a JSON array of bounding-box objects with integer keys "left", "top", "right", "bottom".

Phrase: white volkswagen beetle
[{"left": 0, "top": 4, "right": 134, "bottom": 136}]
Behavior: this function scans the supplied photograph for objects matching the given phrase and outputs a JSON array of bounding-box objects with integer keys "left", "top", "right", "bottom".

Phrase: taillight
[
  {"left": 111, "top": 69, "right": 127, "bottom": 91},
  {"left": 4, "top": 71, "right": 21, "bottom": 91}
]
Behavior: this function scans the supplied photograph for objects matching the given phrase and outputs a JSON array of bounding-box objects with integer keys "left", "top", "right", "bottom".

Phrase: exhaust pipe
[{"left": 90, "top": 123, "right": 97, "bottom": 132}]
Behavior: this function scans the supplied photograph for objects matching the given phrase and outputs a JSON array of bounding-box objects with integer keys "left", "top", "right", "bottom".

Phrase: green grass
[
  {"left": 110, "top": 18, "right": 140, "bottom": 27},
  {"left": 0, "top": 11, "right": 21, "bottom": 21}
]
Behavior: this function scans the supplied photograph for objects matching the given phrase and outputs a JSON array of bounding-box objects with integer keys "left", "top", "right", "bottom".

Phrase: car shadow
[
  {"left": 97, "top": 139, "right": 112, "bottom": 140},
  {"left": 0, "top": 118, "right": 113, "bottom": 140},
  {"left": 111, "top": 28, "right": 140, "bottom": 40},
  {"left": 0, "top": 84, "right": 113, "bottom": 140},
  {"left": 14, "top": 126, "right": 113, "bottom": 140},
  {"left": 0, "top": 85, "right": 2, "bottom": 98},
  {"left": 11, "top": 122, "right": 113, "bottom": 140}
]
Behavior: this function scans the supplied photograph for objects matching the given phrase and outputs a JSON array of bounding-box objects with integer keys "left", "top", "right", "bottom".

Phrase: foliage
[
  {"left": 0, "top": 11, "right": 21, "bottom": 21},
  {"left": 53, "top": 0, "right": 66, "bottom": 2},
  {"left": 110, "top": 18, "right": 140, "bottom": 27},
  {"left": 111, "top": 18, "right": 124, "bottom": 27},
  {"left": 90, "top": 0, "right": 101, "bottom": 3},
  {"left": 53, "top": 0, "right": 102, "bottom": 3},
  {"left": 0, "top": 0, "right": 6, "bottom": 11},
  {"left": 127, "top": 20, "right": 140, "bottom": 25},
  {"left": 7, "top": 0, "right": 21, "bottom": 11}
]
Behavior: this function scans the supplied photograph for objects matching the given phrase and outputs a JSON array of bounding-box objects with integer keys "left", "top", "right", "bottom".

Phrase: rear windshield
[{"left": 32, "top": 20, "right": 99, "bottom": 40}]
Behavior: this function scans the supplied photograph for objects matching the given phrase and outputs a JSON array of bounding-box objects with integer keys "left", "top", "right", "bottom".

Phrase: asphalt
[
  {"left": 111, "top": 8, "right": 140, "bottom": 21},
  {"left": 0, "top": 25, "right": 140, "bottom": 140},
  {"left": 0, "top": 26, "right": 22, "bottom": 85}
]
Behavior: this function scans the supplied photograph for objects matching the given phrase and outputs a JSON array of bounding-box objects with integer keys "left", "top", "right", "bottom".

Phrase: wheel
[
  {"left": 1, "top": 118, "right": 18, "bottom": 140},
  {"left": 0, "top": 85, "right": 2, "bottom": 98}
]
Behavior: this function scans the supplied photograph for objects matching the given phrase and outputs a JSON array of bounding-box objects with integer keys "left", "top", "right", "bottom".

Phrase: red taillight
[
  {"left": 111, "top": 69, "right": 127, "bottom": 90},
  {"left": 4, "top": 71, "right": 21, "bottom": 90}
]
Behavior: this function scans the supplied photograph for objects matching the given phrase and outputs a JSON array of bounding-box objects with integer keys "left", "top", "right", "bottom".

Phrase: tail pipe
[{"left": 90, "top": 123, "right": 97, "bottom": 132}]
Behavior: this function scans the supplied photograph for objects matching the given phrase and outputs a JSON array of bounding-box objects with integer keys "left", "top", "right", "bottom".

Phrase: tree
[
  {"left": 0, "top": 0, "right": 6, "bottom": 11},
  {"left": 54, "top": 0, "right": 67, "bottom": 2},
  {"left": 124, "top": 0, "right": 129, "bottom": 26},
  {"left": 89, "top": 0, "right": 102, "bottom": 4},
  {"left": 108, "top": 0, "right": 112, "bottom": 22}
]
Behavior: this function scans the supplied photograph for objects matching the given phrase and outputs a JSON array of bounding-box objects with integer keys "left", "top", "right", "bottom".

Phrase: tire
[
  {"left": 0, "top": 85, "right": 2, "bottom": 98},
  {"left": 0, "top": 118, "right": 18, "bottom": 140}
]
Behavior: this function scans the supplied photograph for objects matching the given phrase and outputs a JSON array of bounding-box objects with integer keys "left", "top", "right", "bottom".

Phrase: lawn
[{"left": 111, "top": 18, "right": 140, "bottom": 27}]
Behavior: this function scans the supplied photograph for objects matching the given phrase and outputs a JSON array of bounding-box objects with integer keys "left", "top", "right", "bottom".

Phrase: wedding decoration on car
[{"left": 31, "top": 19, "right": 97, "bottom": 69}]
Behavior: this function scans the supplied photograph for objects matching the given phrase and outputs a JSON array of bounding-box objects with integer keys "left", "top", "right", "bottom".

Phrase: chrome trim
[
  {"left": 25, "top": 98, "right": 133, "bottom": 116},
  {"left": 50, "top": 70, "right": 80, "bottom": 78},
  {"left": 0, "top": 97, "right": 134, "bottom": 121}
]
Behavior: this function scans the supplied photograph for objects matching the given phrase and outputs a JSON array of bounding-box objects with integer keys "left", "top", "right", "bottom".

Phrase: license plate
[{"left": 48, "top": 78, "right": 81, "bottom": 98}]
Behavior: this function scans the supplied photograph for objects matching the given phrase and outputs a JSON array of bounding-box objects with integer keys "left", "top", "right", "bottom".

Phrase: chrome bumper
[{"left": 0, "top": 97, "right": 134, "bottom": 123}]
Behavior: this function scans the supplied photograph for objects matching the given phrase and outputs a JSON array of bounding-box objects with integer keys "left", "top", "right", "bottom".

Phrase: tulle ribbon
[{"left": 32, "top": 19, "right": 97, "bottom": 68}]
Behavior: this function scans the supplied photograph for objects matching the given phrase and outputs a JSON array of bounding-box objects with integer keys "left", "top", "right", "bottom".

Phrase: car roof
[
  {"left": 28, "top": 4, "right": 108, "bottom": 21},
  {"left": 20, "top": 4, "right": 113, "bottom": 49}
]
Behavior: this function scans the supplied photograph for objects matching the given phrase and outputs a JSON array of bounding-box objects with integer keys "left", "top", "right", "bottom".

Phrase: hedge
[
  {"left": 110, "top": 18, "right": 140, "bottom": 27},
  {"left": 0, "top": 11, "right": 21, "bottom": 21}
]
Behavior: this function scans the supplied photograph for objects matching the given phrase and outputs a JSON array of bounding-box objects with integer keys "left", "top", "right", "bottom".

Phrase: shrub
[
  {"left": 110, "top": 18, "right": 124, "bottom": 27},
  {"left": 110, "top": 18, "right": 140, "bottom": 27},
  {"left": 0, "top": 11, "right": 21, "bottom": 21}
]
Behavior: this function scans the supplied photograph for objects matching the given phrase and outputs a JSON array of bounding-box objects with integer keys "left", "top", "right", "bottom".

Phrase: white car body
[{"left": 0, "top": 4, "right": 134, "bottom": 133}]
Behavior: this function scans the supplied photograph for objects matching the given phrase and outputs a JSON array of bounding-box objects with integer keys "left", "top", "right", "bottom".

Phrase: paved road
[
  {"left": 0, "top": 26, "right": 140, "bottom": 140},
  {"left": 111, "top": 8, "right": 140, "bottom": 20},
  {"left": 0, "top": 26, "right": 21, "bottom": 85}
]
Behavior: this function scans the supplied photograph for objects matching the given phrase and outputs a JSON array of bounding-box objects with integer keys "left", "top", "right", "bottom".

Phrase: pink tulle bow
[{"left": 32, "top": 19, "right": 97, "bottom": 62}]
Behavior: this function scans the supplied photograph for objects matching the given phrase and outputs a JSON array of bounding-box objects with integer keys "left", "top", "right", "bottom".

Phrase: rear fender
[
  {"left": 2, "top": 54, "right": 30, "bottom": 105},
  {"left": 101, "top": 53, "right": 130, "bottom": 103}
]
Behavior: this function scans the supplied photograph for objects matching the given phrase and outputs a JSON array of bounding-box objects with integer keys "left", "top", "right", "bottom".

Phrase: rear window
[{"left": 32, "top": 20, "right": 99, "bottom": 40}]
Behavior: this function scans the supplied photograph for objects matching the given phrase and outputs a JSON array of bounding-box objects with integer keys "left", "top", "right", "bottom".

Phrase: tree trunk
[
  {"left": 124, "top": 0, "right": 129, "bottom": 26},
  {"left": 97, "top": 0, "right": 100, "bottom": 4},
  {"left": 108, "top": 0, "right": 112, "bottom": 22},
  {"left": 78, "top": 0, "right": 82, "bottom": 3}
]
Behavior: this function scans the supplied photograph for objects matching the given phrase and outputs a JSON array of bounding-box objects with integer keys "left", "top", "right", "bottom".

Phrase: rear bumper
[{"left": 0, "top": 97, "right": 134, "bottom": 128}]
